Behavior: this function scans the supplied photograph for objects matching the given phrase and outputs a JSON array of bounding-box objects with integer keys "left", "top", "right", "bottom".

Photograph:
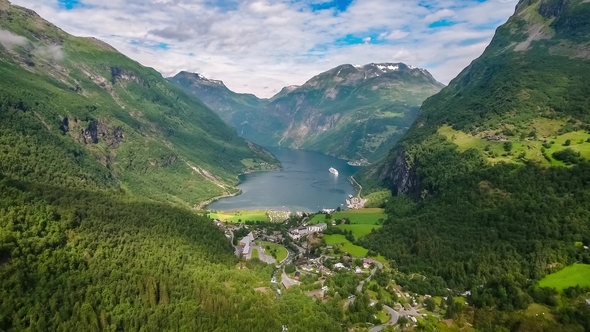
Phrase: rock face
[
  {"left": 171, "top": 63, "right": 444, "bottom": 162},
  {"left": 367, "top": 0, "right": 590, "bottom": 195}
]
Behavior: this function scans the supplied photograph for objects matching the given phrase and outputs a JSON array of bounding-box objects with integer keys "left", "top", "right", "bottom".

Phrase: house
[
  {"left": 363, "top": 260, "right": 371, "bottom": 269},
  {"left": 240, "top": 232, "right": 254, "bottom": 255},
  {"left": 586, "top": 299, "right": 590, "bottom": 308},
  {"left": 294, "top": 271, "right": 300, "bottom": 280},
  {"left": 240, "top": 232, "right": 254, "bottom": 246},
  {"left": 355, "top": 267, "right": 363, "bottom": 274},
  {"left": 308, "top": 223, "right": 327, "bottom": 233},
  {"left": 334, "top": 263, "right": 346, "bottom": 270}
]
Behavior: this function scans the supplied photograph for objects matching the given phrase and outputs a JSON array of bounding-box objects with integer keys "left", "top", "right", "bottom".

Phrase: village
[{"left": 212, "top": 208, "right": 452, "bottom": 331}]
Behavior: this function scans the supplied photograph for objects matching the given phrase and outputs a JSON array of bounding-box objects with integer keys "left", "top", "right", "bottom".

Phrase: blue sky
[{"left": 13, "top": 0, "right": 518, "bottom": 97}]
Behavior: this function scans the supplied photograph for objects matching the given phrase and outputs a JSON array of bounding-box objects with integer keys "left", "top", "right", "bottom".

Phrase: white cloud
[
  {"left": 0, "top": 29, "right": 29, "bottom": 49},
  {"left": 10, "top": 0, "right": 519, "bottom": 97}
]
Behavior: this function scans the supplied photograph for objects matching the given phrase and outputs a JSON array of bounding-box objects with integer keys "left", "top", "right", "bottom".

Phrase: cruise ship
[{"left": 329, "top": 167, "right": 338, "bottom": 175}]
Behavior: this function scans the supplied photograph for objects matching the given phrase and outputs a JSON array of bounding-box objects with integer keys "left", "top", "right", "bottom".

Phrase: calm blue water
[{"left": 207, "top": 147, "right": 359, "bottom": 212}]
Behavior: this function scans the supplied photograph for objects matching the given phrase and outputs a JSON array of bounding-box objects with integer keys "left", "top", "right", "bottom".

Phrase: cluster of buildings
[{"left": 288, "top": 223, "right": 327, "bottom": 240}]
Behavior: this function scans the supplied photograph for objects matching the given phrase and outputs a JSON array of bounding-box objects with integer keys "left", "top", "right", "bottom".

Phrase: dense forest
[{"left": 0, "top": 176, "right": 346, "bottom": 331}]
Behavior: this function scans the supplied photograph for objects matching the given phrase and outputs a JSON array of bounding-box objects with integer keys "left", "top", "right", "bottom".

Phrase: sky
[{"left": 12, "top": 0, "right": 518, "bottom": 98}]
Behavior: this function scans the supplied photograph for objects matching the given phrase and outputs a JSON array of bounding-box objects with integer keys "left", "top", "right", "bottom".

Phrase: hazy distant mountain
[{"left": 172, "top": 63, "right": 444, "bottom": 163}]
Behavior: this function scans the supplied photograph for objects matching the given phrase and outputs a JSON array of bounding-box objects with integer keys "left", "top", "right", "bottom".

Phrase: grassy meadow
[
  {"left": 208, "top": 210, "right": 269, "bottom": 223},
  {"left": 310, "top": 208, "right": 386, "bottom": 225},
  {"left": 324, "top": 234, "right": 369, "bottom": 257},
  {"left": 337, "top": 224, "right": 382, "bottom": 238},
  {"left": 258, "top": 241, "right": 288, "bottom": 262},
  {"left": 538, "top": 264, "right": 590, "bottom": 291},
  {"left": 438, "top": 124, "right": 590, "bottom": 167}
]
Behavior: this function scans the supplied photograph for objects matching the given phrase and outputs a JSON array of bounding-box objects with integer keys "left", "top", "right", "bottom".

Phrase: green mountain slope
[
  {"left": 172, "top": 63, "right": 444, "bottom": 163},
  {"left": 0, "top": 2, "right": 345, "bottom": 331},
  {"left": 360, "top": 0, "right": 590, "bottom": 304},
  {"left": 0, "top": 0, "right": 279, "bottom": 208}
]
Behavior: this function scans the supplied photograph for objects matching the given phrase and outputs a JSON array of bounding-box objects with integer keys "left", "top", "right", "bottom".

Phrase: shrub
[{"left": 552, "top": 148, "right": 582, "bottom": 165}]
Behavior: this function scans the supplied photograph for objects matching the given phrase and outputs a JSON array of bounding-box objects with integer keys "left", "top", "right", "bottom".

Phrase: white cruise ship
[{"left": 329, "top": 167, "right": 338, "bottom": 175}]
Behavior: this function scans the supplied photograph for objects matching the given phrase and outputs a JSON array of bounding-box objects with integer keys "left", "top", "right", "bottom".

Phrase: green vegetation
[
  {"left": 258, "top": 241, "right": 288, "bottom": 262},
  {"left": 358, "top": 1, "right": 590, "bottom": 331},
  {"left": 438, "top": 124, "right": 590, "bottom": 166},
  {"left": 0, "top": 178, "right": 344, "bottom": 331},
  {"left": 310, "top": 208, "right": 386, "bottom": 225},
  {"left": 0, "top": 3, "right": 279, "bottom": 210},
  {"left": 539, "top": 264, "right": 590, "bottom": 291},
  {"left": 208, "top": 210, "right": 269, "bottom": 223},
  {"left": 172, "top": 65, "right": 443, "bottom": 162},
  {"left": 324, "top": 234, "right": 348, "bottom": 245},
  {"left": 337, "top": 224, "right": 382, "bottom": 239},
  {"left": 251, "top": 248, "right": 259, "bottom": 259},
  {"left": 364, "top": 190, "right": 392, "bottom": 208},
  {"left": 324, "top": 235, "right": 369, "bottom": 257}
]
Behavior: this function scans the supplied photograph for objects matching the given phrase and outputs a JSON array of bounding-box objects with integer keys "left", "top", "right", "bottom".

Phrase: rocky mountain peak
[{"left": 173, "top": 71, "right": 226, "bottom": 87}]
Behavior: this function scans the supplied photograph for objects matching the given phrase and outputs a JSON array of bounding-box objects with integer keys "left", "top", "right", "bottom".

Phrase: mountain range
[
  {"left": 170, "top": 62, "right": 444, "bottom": 163},
  {"left": 0, "top": 0, "right": 279, "bottom": 208}
]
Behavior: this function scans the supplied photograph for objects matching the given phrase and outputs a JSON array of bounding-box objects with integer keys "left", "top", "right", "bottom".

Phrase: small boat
[{"left": 329, "top": 167, "right": 338, "bottom": 175}]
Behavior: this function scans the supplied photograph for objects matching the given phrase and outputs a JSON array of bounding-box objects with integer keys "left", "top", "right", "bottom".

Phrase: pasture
[
  {"left": 258, "top": 241, "right": 288, "bottom": 262},
  {"left": 310, "top": 208, "right": 386, "bottom": 225},
  {"left": 538, "top": 264, "right": 590, "bottom": 291},
  {"left": 208, "top": 210, "right": 269, "bottom": 223},
  {"left": 324, "top": 234, "right": 369, "bottom": 257},
  {"left": 337, "top": 224, "right": 382, "bottom": 238}
]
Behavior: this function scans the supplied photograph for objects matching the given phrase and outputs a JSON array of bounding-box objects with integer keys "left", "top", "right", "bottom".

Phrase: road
[
  {"left": 251, "top": 245, "right": 276, "bottom": 264},
  {"left": 345, "top": 259, "right": 384, "bottom": 306},
  {"left": 281, "top": 270, "right": 299, "bottom": 288},
  {"left": 369, "top": 305, "right": 399, "bottom": 332},
  {"left": 227, "top": 230, "right": 241, "bottom": 257}
]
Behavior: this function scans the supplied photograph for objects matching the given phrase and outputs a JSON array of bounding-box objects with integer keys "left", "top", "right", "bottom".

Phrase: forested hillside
[
  {"left": 0, "top": 2, "right": 346, "bottom": 331},
  {"left": 0, "top": 0, "right": 279, "bottom": 208},
  {"left": 360, "top": 0, "right": 590, "bottom": 313},
  {"left": 0, "top": 177, "right": 344, "bottom": 331}
]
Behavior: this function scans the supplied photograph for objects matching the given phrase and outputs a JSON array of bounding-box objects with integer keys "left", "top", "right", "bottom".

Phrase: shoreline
[{"left": 200, "top": 166, "right": 283, "bottom": 211}]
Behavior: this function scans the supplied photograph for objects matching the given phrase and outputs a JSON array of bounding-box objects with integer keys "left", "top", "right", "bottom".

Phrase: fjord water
[{"left": 207, "top": 147, "right": 358, "bottom": 212}]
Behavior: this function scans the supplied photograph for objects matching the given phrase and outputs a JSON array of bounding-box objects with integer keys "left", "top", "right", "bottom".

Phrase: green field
[
  {"left": 324, "top": 235, "right": 369, "bottom": 257},
  {"left": 438, "top": 124, "right": 590, "bottom": 167},
  {"left": 377, "top": 309, "right": 390, "bottom": 323},
  {"left": 258, "top": 241, "right": 288, "bottom": 262},
  {"left": 337, "top": 224, "right": 382, "bottom": 238},
  {"left": 538, "top": 264, "right": 590, "bottom": 291},
  {"left": 251, "top": 249, "right": 259, "bottom": 259},
  {"left": 525, "top": 303, "right": 555, "bottom": 321},
  {"left": 208, "top": 210, "right": 269, "bottom": 223},
  {"left": 310, "top": 208, "right": 386, "bottom": 225}
]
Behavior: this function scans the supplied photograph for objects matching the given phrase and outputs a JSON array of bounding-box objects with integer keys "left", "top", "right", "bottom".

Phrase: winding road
[{"left": 370, "top": 305, "right": 399, "bottom": 332}]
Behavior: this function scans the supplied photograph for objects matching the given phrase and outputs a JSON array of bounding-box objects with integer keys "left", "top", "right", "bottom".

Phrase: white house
[
  {"left": 308, "top": 223, "right": 327, "bottom": 233},
  {"left": 240, "top": 232, "right": 254, "bottom": 255}
]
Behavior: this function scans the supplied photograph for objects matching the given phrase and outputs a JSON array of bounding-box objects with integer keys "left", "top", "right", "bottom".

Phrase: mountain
[
  {"left": 169, "top": 72, "right": 268, "bottom": 137},
  {"left": 171, "top": 63, "right": 444, "bottom": 163},
  {"left": 0, "top": 2, "right": 347, "bottom": 331},
  {"left": 359, "top": 0, "right": 590, "bottom": 309},
  {"left": 0, "top": 0, "right": 279, "bottom": 208}
]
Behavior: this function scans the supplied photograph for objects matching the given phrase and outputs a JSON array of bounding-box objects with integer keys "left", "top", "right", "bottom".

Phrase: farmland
[{"left": 538, "top": 264, "right": 590, "bottom": 291}]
